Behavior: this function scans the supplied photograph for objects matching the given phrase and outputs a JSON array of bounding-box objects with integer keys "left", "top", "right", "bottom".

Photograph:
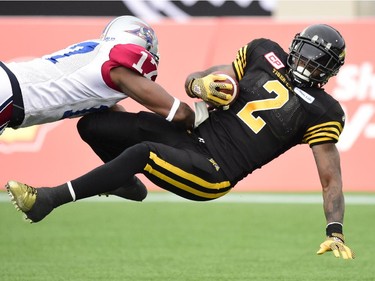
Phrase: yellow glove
[
  {"left": 317, "top": 233, "right": 355, "bottom": 259},
  {"left": 187, "top": 74, "right": 233, "bottom": 106}
]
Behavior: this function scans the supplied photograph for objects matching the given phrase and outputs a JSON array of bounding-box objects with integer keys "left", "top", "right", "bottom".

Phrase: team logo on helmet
[{"left": 125, "top": 25, "right": 156, "bottom": 49}]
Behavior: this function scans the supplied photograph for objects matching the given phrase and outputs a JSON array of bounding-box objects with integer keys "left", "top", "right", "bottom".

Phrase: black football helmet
[{"left": 287, "top": 24, "right": 346, "bottom": 88}]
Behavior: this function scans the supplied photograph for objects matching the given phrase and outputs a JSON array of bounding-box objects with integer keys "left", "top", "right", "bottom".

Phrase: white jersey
[{"left": 3, "top": 39, "right": 158, "bottom": 128}]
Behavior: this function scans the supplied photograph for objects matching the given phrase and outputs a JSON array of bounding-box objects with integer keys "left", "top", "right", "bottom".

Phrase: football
[{"left": 211, "top": 72, "right": 239, "bottom": 107}]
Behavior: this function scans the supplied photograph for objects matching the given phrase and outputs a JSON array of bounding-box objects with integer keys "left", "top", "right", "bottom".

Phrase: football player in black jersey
[{"left": 6, "top": 24, "right": 354, "bottom": 259}]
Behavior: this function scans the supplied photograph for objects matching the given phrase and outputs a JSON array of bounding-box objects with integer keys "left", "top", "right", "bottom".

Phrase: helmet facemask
[{"left": 287, "top": 24, "right": 345, "bottom": 88}]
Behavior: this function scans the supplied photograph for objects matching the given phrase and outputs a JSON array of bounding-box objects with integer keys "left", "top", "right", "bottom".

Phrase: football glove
[
  {"left": 187, "top": 74, "right": 232, "bottom": 106},
  {"left": 317, "top": 233, "right": 355, "bottom": 259}
]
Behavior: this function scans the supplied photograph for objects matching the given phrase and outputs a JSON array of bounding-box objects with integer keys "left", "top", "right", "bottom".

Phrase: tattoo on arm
[{"left": 323, "top": 187, "right": 344, "bottom": 223}]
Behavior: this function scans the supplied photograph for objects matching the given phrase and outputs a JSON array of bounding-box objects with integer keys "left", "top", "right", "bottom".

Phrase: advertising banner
[{"left": 0, "top": 17, "right": 373, "bottom": 192}]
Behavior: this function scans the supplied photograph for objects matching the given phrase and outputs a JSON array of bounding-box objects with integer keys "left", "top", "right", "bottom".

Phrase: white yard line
[{"left": 1, "top": 192, "right": 375, "bottom": 204}]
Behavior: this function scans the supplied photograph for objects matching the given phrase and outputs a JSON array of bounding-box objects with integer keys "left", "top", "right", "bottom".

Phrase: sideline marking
[{"left": 1, "top": 192, "right": 375, "bottom": 205}]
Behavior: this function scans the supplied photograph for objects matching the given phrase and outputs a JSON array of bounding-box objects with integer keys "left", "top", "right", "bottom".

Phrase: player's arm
[
  {"left": 110, "top": 66, "right": 194, "bottom": 129},
  {"left": 184, "top": 64, "right": 236, "bottom": 106},
  {"left": 312, "top": 143, "right": 354, "bottom": 259}
]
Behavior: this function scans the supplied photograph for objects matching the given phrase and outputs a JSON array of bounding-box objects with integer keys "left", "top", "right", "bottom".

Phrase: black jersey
[{"left": 196, "top": 38, "right": 345, "bottom": 185}]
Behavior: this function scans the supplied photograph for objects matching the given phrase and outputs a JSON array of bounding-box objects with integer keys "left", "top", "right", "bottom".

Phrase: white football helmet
[{"left": 101, "top": 15, "right": 160, "bottom": 64}]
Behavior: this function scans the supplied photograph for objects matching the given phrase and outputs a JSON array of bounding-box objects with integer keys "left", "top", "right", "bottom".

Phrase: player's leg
[
  {"left": 0, "top": 61, "right": 24, "bottom": 130},
  {"left": 141, "top": 142, "right": 233, "bottom": 201},
  {"left": 0, "top": 96, "right": 12, "bottom": 134},
  {"left": 6, "top": 142, "right": 153, "bottom": 223},
  {"left": 77, "top": 110, "right": 188, "bottom": 162},
  {"left": 77, "top": 110, "right": 139, "bottom": 162},
  {"left": 77, "top": 110, "right": 194, "bottom": 201},
  {"left": 0, "top": 63, "right": 15, "bottom": 134},
  {"left": 6, "top": 141, "right": 232, "bottom": 222},
  {"left": 77, "top": 110, "right": 151, "bottom": 201},
  {"left": 99, "top": 175, "right": 148, "bottom": 202}
]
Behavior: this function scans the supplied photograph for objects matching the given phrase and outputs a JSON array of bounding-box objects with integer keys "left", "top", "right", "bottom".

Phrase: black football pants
[{"left": 75, "top": 111, "right": 232, "bottom": 201}]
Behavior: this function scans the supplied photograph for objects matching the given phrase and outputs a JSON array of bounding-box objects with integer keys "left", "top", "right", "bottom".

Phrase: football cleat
[
  {"left": 6, "top": 180, "right": 53, "bottom": 223},
  {"left": 6, "top": 180, "right": 37, "bottom": 212},
  {"left": 99, "top": 176, "right": 148, "bottom": 202}
]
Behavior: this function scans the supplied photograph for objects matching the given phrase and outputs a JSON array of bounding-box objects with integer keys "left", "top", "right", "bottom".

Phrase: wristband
[
  {"left": 326, "top": 222, "right": 343, "bottom": 236},
  {"left": 166, "top": 98, "right": 180, "bottom": 122}
]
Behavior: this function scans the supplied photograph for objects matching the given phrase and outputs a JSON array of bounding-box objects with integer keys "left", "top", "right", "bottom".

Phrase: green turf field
[{"left": 0, "top": 192, "right": 374, "bottom": 281}]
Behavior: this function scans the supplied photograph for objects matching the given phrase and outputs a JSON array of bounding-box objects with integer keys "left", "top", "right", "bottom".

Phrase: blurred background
[{"left": 0, "top": 0, "right": 374, "bottom": 192}]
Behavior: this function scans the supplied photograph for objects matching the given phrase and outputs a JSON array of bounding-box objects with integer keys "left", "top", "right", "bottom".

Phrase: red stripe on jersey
[{"left": 0, "top": 97, "right": 13, "bottom": 129}]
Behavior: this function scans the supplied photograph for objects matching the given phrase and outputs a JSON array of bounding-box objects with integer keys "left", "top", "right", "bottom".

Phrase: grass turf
[{"left": 0, "top": 193, "right": 374, "bottom": 281}]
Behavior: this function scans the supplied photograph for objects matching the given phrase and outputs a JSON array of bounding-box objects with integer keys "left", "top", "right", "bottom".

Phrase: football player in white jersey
[
  {"left": 0, "top": 15, "right": 195, "bottom": 201},
  {"left": 0, "top": 15, "right": 194, "bottom": 133}
]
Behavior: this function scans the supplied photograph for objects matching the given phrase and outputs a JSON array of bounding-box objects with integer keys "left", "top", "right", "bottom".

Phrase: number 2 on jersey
[{"left": 237, "top": 80, "right": 289, "bottom": 134}]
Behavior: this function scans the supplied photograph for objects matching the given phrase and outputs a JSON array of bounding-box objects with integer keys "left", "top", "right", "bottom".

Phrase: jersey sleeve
[
  {"left": 101, "top": 43, "right": 158, "bottom": 90},
  {"left": 232, "top": 38, "right": 268, "bottom": 81},
  {"left": 232, "top": 44, "right": 247, "bottom": 81},
  {"left": 302, "top": 101, "right": 345, "bottom": 146}
]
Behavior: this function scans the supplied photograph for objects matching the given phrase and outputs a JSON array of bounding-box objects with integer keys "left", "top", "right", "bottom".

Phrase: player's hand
[
  {"left": 187, "top": 74, "right": 232, "bottom": 106},
  {"left": 316, "top": 233, "right": 355, "bottom": 259}
]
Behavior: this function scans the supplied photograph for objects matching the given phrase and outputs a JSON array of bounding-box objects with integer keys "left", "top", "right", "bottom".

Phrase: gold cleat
[
  {"left": 6, "top": 180, "right": 53, "bottom": 223},
  {"left": 6, "top": 180, "right": 37, "bottom": 213}
]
